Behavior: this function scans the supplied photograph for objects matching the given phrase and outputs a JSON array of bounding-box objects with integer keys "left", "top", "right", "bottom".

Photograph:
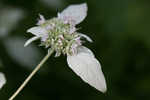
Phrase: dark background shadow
[{"left": 0, "top": 0, "right": 150, "bottom": 100}]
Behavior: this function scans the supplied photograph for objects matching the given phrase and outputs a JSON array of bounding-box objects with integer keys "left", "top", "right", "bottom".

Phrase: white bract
[
  {"left": 25, "top": 3, "right": 107, "bottom": 93},
  {"left": 0, "top": 72, "right": 6, "bottom": 89}
]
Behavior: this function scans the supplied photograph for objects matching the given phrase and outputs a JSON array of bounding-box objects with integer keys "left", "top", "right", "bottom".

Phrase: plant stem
[{"left": 9, "top": 49, "right": 54, "bottom": 100}]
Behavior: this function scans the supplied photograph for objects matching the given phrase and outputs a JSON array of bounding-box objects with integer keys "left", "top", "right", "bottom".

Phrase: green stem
[{"left": 9, "top": 49, "right": 54, "bottom": 100}]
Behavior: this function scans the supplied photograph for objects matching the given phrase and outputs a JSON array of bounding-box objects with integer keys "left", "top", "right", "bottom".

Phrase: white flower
[
  {"left": 0, "top": 72, "right": 6, "bottom": 89},
  {"left": 24, "top": 3, "right": 107, "bottom": 93},
  {"left": 24, "top": 3, "right": 90, "bottom": 48}
]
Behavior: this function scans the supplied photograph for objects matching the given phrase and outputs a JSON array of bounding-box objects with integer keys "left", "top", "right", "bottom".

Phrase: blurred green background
[{"left": 0, "top": 0, "right": 150, "bottom": 100}]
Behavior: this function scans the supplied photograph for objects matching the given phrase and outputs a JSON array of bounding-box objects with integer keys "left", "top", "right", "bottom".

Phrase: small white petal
[
  {"left": 27, "top": 27, "right": 48, "bottom": 37},
  {"left": 55, "top": 51, "right": 61, "bottom": 57},
  {"left": 37, "top": 14, "right": 46, "bottom": 25},
  {"left": 58, "top": 3, "right": 87, "bottom": 25},
  {"left": 67, "top": 46, "right": 107, "bottom": 93},
  {"left": 0, "top": 72, "right": 6, "bottom": 89},
  {"left": 79, "top": 33, "right": 93, "bottom": 42},
  {"left": 39, "top": 14, "right": 45, "bottom": 20},
  {"left": 24, "top": 36, "right": 39, "bottom": 47}
]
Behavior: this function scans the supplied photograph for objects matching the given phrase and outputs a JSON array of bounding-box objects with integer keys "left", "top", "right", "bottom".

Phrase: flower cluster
[
  {"left": 25, "top": 3, "right": 107, "bottom": 93},
  {"left": 25, "top": 3, "right": 92, "bottom": 57}
]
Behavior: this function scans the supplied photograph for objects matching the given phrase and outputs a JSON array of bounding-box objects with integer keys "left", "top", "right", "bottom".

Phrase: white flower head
[
  {"left": 24, "top": 3, "right": 107, "bottom": 93},
  {"left": 0, "top": 72, "right": 6, "bottom": 89},
  {"left": 24, "top": 3, "right": 91, "bottom": 56}
]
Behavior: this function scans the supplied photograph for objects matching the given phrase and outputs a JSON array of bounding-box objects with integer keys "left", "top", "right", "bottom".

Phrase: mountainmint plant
[{"left": 9, "top": 3, "right": 107, "bottom": 100}]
